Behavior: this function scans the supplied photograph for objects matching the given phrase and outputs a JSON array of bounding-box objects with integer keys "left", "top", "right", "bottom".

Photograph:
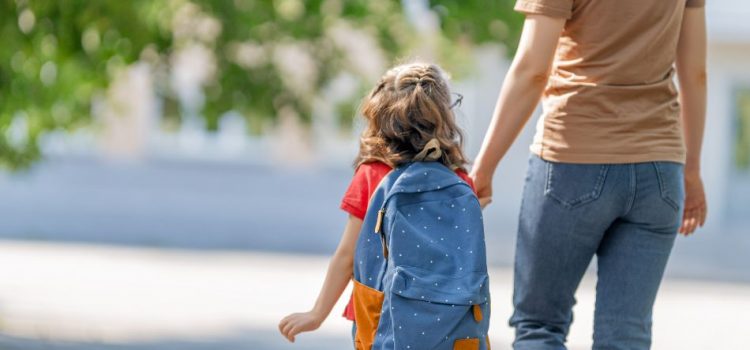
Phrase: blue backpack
[{"left": 351, "top": 161, "right": 491, "bottom": 350}]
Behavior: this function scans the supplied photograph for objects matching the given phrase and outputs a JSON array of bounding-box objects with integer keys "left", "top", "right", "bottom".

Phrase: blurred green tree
[
  {"left": 430, "top": 0, "right": 523, "bottom": 52},
  {"left": 736, "top": 89, "right": 750, "bottom": 171},
  {"left": 1, "top": 0, "right": 174, "bottom": 168},
  {"left": 0, "top": 0, "right": 521, "bottom": 169}
]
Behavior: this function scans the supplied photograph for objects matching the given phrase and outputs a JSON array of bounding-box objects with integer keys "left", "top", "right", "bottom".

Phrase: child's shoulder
[
  {"left": 354, "top": 161, "right": 393, "bottom": 178},
  {"left": 356, "top": 162, "right": 474, "bottom": 191}
]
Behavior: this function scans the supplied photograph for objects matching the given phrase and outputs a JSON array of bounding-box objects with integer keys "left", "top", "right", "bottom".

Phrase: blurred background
[{"left": 0, "top": 0, "right": 749, "bottom": 349}]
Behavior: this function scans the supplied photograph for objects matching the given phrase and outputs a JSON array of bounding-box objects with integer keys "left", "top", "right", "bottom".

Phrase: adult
[{"left": 471, "top": 0, "right": 707, "bottom": 349}]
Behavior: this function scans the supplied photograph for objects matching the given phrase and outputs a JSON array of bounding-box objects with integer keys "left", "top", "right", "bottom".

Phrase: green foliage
[
  {"left": 0, "top": 0, "right": 521, "bottom": 169},
  {"left": 736, "top": 89, "right": 750, "bottom": 171},
  {"left": 1, "top": 0, "right": 173, "bottom": 169},
  {"left": 195, "top": 0, "right": 413, "bottom": 130},
  {"left": 431, "top": 0, "right": 524, "bottom": 53}
]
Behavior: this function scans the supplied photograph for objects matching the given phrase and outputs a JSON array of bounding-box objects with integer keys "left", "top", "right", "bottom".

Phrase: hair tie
[{"left": 413, "top": 138, "right": 442, "bottom": 162}]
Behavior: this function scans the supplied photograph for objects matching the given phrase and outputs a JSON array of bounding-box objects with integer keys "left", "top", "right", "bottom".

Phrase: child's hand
[
  {"left": 470, "top": 169, "right": 493, "bottom": 209},
  {"left": 279, "top": 311, "right": 323, "bottom": 343},
  {"left": 478, "top": 197, "right": 492, "bottom": 209}
]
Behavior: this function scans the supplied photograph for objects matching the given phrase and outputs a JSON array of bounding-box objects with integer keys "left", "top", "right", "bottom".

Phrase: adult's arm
[
  {"left": 675, "top": 7, "right": 708, "bottom": 235},
  {"left": 470, "top": 15, "right": 565, "bottom": 204}
]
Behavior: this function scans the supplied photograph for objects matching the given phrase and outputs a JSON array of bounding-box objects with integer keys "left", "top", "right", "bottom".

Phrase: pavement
[
  {"left": 1, "top": 156, "right": 749, "bottom": 283},
  {"left": 0, "top": 240, "right": 748, "bottom": 350}
]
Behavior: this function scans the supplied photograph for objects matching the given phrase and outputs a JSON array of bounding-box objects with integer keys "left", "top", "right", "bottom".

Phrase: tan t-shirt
[{"left": 515, "top": 0, "right": 705, "bottom": 164}]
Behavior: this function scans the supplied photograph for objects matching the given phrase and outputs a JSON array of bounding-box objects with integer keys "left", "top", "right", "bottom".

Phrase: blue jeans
[{"left": 511, "top": 155, "right": 684, "bottom": 350}]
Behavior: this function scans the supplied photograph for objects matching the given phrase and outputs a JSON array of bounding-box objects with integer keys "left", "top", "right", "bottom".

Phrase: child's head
[{"left": 354, "top": 62, "right": 468, "bottom": 170}]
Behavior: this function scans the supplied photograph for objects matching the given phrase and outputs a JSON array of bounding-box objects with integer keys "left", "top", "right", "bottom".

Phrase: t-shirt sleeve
[
  {"left": 340, "top": 162, "right": 391, "bottom": 220},
  {"left": 514, "top": 0, "right": 574, "bottom": 19},
  {"left": 456, "top": 170, "right": 477, "bottom": 194},
  {"left": 685, "top": 0, "right": 705, "bottom": 8}
]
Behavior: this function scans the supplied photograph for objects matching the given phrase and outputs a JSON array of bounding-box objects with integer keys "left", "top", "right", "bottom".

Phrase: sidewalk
[{"left": 0, "top": 240, "right": 748, "bottom": 349}]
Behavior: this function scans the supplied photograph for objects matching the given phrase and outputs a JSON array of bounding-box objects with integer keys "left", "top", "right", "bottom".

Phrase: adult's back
[{"left": 521, "top": 0, "right": 705, "bottom": 164}]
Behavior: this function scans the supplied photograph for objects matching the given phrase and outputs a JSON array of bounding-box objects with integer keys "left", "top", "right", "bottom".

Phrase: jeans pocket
[
  {"left": 544, "top": 160, "right": 609, "bottom": 209},
  {"left": 653, "top": 162, "right": 685, "bottom": 212}
]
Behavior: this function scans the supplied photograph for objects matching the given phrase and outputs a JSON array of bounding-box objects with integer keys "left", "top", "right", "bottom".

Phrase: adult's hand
[{"left": 679, "top": 171, "right": 707, "bottom": 235}]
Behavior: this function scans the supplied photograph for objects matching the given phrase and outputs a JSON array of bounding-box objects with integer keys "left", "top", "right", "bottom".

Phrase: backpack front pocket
[
  {"left": 387, "top": 267, "right": 490, "bottom": 350},
  {"left": 454, "top": 338, "right": 480, "bottom": 350},
  {"left": 353, "top": 279, "right": 385, "bottom": 350}
]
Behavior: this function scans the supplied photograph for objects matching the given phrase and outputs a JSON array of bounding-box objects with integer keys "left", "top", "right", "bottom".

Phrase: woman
[{"left": 471, "top": 0, "right": 707, "bottom": 349}]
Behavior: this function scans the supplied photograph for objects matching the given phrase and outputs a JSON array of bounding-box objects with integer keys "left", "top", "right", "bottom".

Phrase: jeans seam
[
  {"left": 652, "top": 163, "right": 680, "bottom": 211},
  {"left": 623, "top": 164, "right": 637, "bottom": 215},
  {"left": 544, "top": 160, "right": 553, "bottom": 201}
]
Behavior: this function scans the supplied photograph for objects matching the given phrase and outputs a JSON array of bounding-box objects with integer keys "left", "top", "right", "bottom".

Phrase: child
[{"left": 278, "top": 62, "right": 484, "bottom": 345}]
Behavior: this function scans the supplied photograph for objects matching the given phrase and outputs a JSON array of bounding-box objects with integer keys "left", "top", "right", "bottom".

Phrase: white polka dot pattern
[{"left": 352, "top": 162, "right": 490, "bottom": 349}]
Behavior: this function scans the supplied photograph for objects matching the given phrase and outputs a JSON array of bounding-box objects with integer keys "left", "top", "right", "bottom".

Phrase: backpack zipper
[
  {"left": 373, "top": 192, "right": 397, "bottom": 234},
  {"left": 374, "top": 208, "right": 385, "bottom": 234},
  {"left": 375, "top": 208, "right": 388, "bottom": 259}
]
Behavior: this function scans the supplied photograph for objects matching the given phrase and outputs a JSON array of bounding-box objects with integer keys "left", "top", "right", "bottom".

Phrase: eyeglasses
[{"left": 450, "top": 93, "right": 464, "bottom": 109}]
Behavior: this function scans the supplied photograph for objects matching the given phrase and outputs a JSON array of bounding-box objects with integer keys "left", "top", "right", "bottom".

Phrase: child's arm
[{"left": 279, "top": 215, "right": 363, "bottom": 342}]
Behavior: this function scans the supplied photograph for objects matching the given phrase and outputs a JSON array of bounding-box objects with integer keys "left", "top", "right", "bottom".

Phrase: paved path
[
  {"left": 1, "top": 156, "right": 749, "bottom": 283},
  {"left": 0, "top": 241, "right": 747, "bottom": 349}
]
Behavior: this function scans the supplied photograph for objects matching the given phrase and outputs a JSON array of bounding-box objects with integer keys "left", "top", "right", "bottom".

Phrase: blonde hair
[{"left": 354, "top": 62, "right": 468, "bottom": 170}]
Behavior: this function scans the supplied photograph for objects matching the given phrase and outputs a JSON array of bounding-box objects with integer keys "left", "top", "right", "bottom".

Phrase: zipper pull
[{"left": 374, "top": 208, "right": 385, "bottom": 233}]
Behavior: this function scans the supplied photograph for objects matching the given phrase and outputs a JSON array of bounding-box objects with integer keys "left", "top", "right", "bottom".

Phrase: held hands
[
  {"left": 278, "top": 310, "right": 323, "bottom": 343},
  {"left": 470, "top": 169, "right": 493, "bottom": 209},
  {"left": 680, "top": 171, "right": 707, "bottom": 236}
]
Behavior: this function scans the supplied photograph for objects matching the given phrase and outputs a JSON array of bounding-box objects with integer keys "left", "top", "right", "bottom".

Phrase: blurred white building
[{"left": 702, "top": 1, "right": 750, "bottom": 226}]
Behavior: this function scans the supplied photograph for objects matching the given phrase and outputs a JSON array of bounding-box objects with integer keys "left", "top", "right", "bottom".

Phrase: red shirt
[{"left": 339, "top": 161, "right": 475, "bottom": 321}]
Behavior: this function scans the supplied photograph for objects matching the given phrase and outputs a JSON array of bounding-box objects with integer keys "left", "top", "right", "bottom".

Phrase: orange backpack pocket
[
  {"left": 353, "top": 280, "right": 385, "bottom": 350},
  {"left": 454, "top": 338, "right": 480, "bottom": 350}
]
